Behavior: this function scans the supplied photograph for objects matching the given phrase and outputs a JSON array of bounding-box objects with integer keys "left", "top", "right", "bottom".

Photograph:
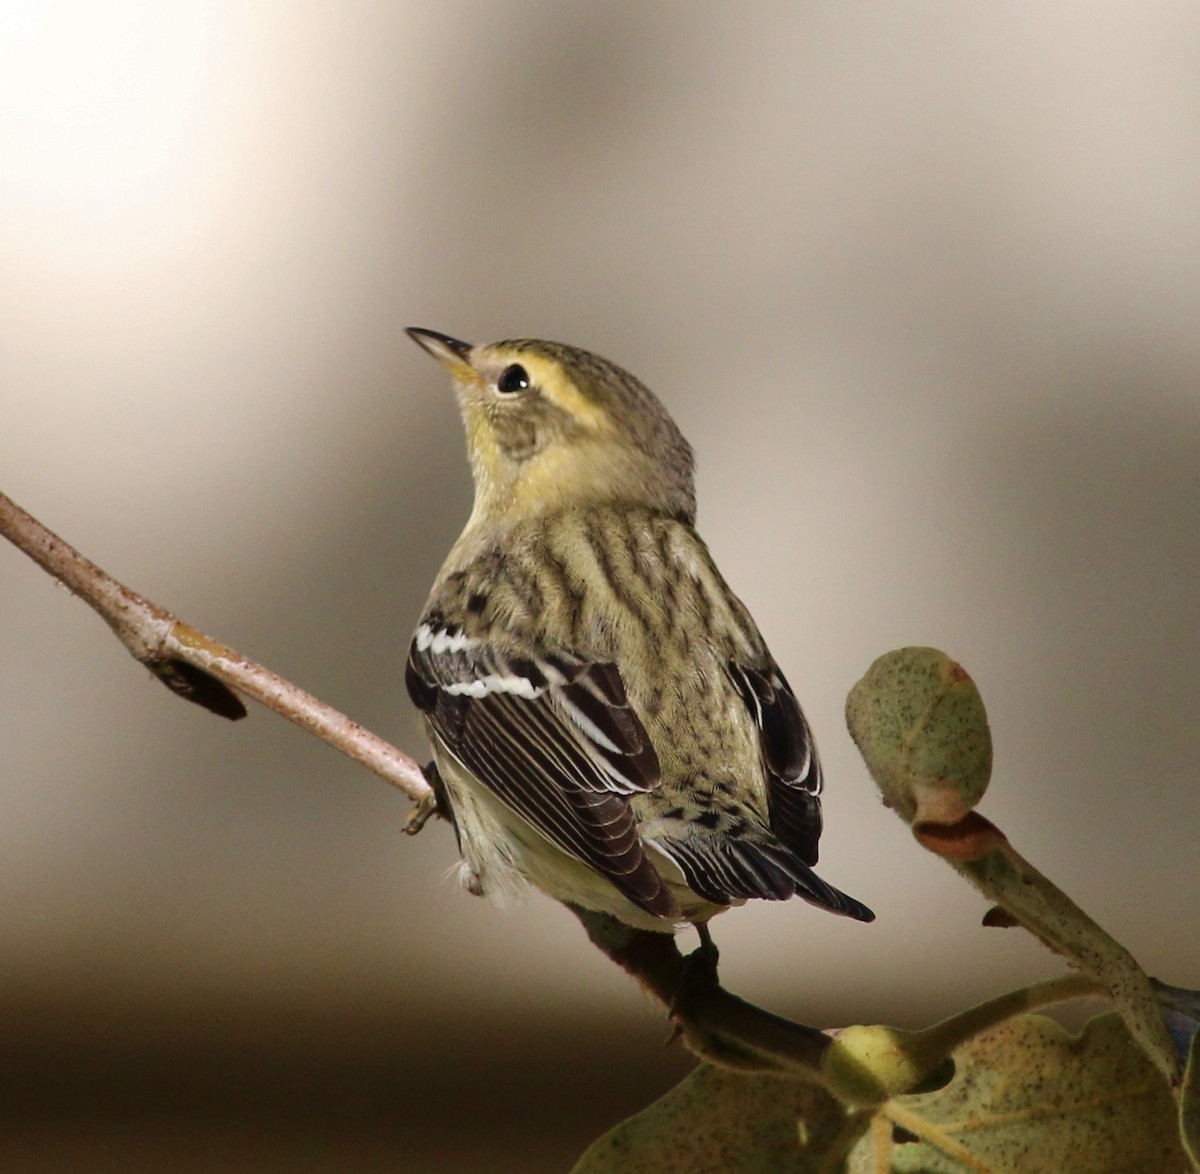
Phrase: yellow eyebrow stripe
[{"left": 493, "top": 351, "right": 612, "bottom": 433}]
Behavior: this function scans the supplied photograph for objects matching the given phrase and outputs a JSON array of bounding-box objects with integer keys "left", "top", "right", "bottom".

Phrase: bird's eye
[{"left": 496, "top": 364, "right": 531, "bottom": 395}]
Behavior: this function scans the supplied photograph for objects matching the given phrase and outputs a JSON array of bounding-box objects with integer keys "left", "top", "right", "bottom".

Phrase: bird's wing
[
  {"left": 406, "top": 621, "right": 678, "bottom": 919},
  {"left": 727, "top": 661, "right": 824, "bottom": 867}
]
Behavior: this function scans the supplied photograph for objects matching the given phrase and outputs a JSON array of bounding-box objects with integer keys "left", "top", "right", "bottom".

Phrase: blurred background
[{"left": 2, "top": 2, "right": 1199, "bottom": 1169}]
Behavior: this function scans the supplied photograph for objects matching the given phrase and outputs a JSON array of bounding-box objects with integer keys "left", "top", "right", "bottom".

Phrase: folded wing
[{"left": 406, "top": 622, "right": 678, "bottom": 919}]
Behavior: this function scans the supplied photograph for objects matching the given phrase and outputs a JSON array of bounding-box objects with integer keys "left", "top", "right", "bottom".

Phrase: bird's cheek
[{"left": 493, "top": 414, "right": 542, "bottom": 463}]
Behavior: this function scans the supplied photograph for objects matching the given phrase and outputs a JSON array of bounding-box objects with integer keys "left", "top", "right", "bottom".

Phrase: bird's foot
[{"left": 403, "top": 762, "right": 451, "bottom": 836}]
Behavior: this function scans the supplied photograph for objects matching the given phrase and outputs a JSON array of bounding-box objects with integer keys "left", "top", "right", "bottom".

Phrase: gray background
[{"left": 2, "top": 3, "right": 1198, "bottom": 1170}]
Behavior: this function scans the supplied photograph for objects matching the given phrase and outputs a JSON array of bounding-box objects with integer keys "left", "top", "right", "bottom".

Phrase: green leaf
[
  {"left": 574, "top": 1013, "right": 1188, "bottom": 1173},
  {"left": 571, "top": 1063, "right": 854, "bottom": 1173},
  {"left": 845, "top": 646, "right": 992, "bottom": 824},
  {"left": 1180, "top": 1026, "right": 1200, "bottom": 1168},
  {"left": 872, "top": 1012, "right": 1185, "bottom": 1172},
  {"left": 846, "top": 646, "right": 1179, "bottom": 1086}
]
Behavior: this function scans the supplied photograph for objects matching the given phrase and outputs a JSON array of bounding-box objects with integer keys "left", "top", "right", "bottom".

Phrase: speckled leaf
[
  {"left": 846, "top": 647, "right": 1179, "bottom": 1086},
  {"left": 854, "top": 1012, "right": 1187, "bottom": 1173},
  {"left": 574, "top": 1012, "right": 1187, "bottom": 1173},
  {"left": 845, "top": 646, "right": 992, "bottom": 824},
  {"left": 570, "top": 1062, "right": 855, "bottom": 1174},
  {"left": 1180, "top": 1025, "right": 1200, "bottom": 1168}
]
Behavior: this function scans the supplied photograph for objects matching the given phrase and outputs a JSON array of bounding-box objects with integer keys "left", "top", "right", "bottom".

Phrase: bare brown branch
[
  {"left": 0, "top": 489, "right": 431, "bottom": 803},
  {"left": 570, "top": 906, "right": 832, "bottom": 1074},
  {"left": 4, "top": 488, "right": 1135, "bottom": 1106}
]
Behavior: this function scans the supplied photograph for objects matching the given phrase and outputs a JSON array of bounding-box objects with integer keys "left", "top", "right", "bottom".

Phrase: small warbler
[{"left": 405, "top": 328, "right": 873, "bottom": 934}]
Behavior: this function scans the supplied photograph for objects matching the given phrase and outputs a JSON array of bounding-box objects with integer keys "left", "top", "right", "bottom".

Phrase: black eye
[{"left": 496, "top": 364, "right": 530, "bottom": 395}]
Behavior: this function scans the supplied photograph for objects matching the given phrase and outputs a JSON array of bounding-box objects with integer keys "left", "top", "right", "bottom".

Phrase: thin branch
[
  {"left": 0, "top": 489, "right": 431, "bottom": 803},
  {"left": 571, "top": 906, "right": 833, "bottom": 1074},
  {"left": 1, "top": 487, "right": 1132, "bottom": 1095},
  {"left": 4, "top": 485, "right": 854, "bottom": 1074}
]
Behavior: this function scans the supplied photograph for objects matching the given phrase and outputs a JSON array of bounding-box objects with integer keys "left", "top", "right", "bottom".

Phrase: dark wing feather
[
  {"left": 728, "top": 661, "right": 824, "bottom": 866},
  {"left": 654, "top": 834, "right": 874, "bottom": 921},
  {"left": 407, "top": 626, "right": 677, "bottom": 919}
]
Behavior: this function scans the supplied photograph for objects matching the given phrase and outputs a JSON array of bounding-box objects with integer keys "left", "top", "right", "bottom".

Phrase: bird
[{"left": 404, "top": 328, "right": 874, "bottom": 936}]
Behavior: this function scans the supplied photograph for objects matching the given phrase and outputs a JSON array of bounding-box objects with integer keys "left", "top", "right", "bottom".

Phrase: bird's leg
[
  {"left": 670, "top": 921, "right": 721, "bottom": 1019},
  {"left": 403, "top": 761, "right": 453, "bottom": 836},
  {"left": 694, "top": 921, "right": 720, "bottom": 969}
]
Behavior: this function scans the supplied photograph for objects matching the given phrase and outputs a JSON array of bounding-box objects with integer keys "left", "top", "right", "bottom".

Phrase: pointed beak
[{"left": 406, "top": 327, "right": 479, "bottom": 384}]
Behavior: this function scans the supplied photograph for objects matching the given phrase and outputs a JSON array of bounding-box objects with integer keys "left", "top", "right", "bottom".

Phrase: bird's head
[{"left": 407, "top": 328, "right": 696, "bottom": 526}]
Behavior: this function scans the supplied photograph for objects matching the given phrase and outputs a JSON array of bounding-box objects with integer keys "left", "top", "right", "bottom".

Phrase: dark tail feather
[{"left": 655, "top": 835, "right": 874, "bottom": 923}]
